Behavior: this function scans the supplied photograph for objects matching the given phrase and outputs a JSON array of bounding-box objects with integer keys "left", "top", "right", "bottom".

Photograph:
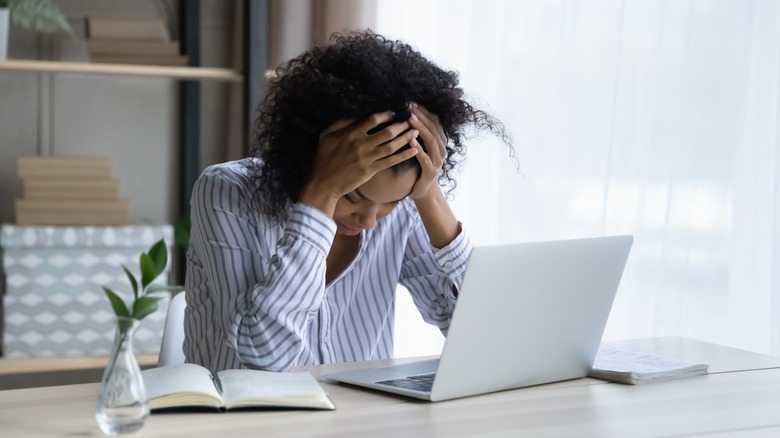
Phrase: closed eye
[{"left": 345, "top": 192, "right": 360, "bottom": 204}]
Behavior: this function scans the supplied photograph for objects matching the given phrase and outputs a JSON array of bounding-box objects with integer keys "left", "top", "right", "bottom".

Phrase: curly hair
[{"left": 249, "top": 30, "right": 511, "bottom": 221}]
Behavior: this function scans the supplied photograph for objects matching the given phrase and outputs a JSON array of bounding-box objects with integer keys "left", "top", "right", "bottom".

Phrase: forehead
[{"left": 357, "top": 168, "right": 418, "bottom": 203}]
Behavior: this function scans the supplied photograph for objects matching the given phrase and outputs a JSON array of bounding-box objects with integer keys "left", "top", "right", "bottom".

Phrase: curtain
[
  {"left": 268, "top": 0, "right": 376, "bottom": 68},
  {"left": 377, "top": 0, "right": 780, "bottom": 356}
]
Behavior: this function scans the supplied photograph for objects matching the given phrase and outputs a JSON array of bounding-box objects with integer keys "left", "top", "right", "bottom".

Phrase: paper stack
[
  {"left": 15, "top": 155, "right": 130, "bottom": 226},
  {"left": 86, "top": 16, "right": 188, "bottom": 66},
  {"left": 588, "top": 346, "right": 709, "bottom": 385}
]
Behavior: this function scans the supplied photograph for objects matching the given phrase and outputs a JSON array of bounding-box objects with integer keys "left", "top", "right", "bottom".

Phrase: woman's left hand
[{"left": 407, "top": 103, "right": 448, "bottom": 200}]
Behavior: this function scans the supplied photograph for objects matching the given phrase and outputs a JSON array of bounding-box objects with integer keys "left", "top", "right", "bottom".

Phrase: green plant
[
  {"left": 102, "top": 239, "right": 183, "bottom": 328},
  {"left": 2, "top": 0, "right": 73, "bottom": 34},
  {"left": 174, "top": 215, "right": 191, "bottom": 249}
]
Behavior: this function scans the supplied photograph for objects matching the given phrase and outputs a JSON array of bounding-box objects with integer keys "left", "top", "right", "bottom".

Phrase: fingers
[
  {"left": 411, "top": 137, "right": 432, "bottom": 168},
  {"left": 373, "top": 127, "right": 419, "bottom": 160},
  {"left": 376, "top": 145, "right": 419, "bottom": 169},
  {"left": 356, "top": 111, "right": 398, "bottom": 136},
  {"left": 408, "top": 103, "right": 447, "bottom": 165},
  {"left": 367, "top": 120, "right": 411, "bottom": 145},
  {"left": 410, "top": 137, "right": 436, "bottom": 181},
  {"left": 410, "top": 104, "right": 446, "bottom": 146},
  {"left": 318, "top": 109, "right": 439, "bottom": 177},
  {"left": 320, "top": 118, "right": 355, "bottom": 137}
]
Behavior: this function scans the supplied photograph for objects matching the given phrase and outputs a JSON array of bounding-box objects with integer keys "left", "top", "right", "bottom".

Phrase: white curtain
[{"left": 378, "top": 0, "right": 780, "bottom": 356}]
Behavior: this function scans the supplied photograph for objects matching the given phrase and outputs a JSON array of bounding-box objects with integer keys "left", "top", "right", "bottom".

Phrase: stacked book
[
  {"left": 86, "top": 16, "right": 188, "bottom": 66},
  {"left": 15, "top": 156, "right": 130, "bottom": 226}
]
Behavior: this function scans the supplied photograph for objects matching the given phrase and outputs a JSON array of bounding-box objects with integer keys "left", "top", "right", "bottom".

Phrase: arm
[
  {"left": 189, "top": 165, "right": 335, "bottom": 371},
  {"left": 413, "top": 185, "right": 459, "bottom": 249},
  {"left": 407, "top": 103, "right": 460, "bottom": 249},
  {"left": 399, "top": 204, "right": 473, "bottom": 334},
  {"left": 401, "top": 103, "right": 472, "bottom": 321}
]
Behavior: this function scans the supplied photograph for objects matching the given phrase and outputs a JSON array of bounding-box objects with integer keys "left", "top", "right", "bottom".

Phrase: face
[{"left": 333, "top": 168, "right": 418, "bottom": 236}]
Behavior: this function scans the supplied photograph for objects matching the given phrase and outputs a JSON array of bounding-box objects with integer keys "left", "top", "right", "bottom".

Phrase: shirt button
[{"left": 443, "top": 260, "right": 452, "bottom": 268}]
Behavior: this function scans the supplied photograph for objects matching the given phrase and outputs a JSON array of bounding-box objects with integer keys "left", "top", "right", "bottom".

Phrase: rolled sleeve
[
  {"left": 285, "top": 203, "right": 337, "bottom": 256},
  {"left": 433, "top": 223, "right": 473, "bottom": 293}
]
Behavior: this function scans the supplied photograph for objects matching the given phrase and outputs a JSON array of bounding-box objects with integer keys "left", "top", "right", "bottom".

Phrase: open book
[
  {"left": 142, "top": 363, "right": 336, "bottom": 411},
  {"left": 588, "top": 346, "right": 709, "bottom": 384}
]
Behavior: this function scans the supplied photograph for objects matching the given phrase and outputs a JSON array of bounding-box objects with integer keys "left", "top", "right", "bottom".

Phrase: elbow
[{"left": 232, "top": 333, "right": 305, "bottom": 371}]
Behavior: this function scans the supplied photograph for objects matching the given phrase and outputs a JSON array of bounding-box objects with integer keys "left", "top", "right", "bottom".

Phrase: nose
[{"left": 353, "top": 205, "right": 379, "bottom": 230}]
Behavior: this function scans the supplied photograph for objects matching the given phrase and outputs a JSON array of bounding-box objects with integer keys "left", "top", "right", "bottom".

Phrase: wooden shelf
[
  {"left": 0, "top": 354, "right": 159, "bottom": 390},
  {"left": 0, "top": 59, "right": 242, "bottom": 82},
  {"left": 0, "top": 354, "right": 159, "bottom": 375}
]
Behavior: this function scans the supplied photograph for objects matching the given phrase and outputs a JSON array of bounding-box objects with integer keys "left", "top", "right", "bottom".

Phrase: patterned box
[{"left": 1, "top": 225, "right": 173, "bottom": 358}]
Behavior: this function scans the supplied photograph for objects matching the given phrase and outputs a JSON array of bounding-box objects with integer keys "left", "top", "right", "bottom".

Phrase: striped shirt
[{"left": 183, "top": 159, "right": 473, "bottom": 372}]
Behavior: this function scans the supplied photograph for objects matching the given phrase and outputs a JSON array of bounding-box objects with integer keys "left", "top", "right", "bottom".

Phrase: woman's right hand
[{"left": 299, "top": 111, "right": 420, "bottom": 216}]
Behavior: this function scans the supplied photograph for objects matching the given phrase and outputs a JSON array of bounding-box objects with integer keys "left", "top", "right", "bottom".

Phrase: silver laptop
[{"left": 325, "top": 235, "right": 633, "bottom": 402}]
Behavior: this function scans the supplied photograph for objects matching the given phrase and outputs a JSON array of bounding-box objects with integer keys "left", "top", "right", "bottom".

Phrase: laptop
[{"left": 325, "top": 235, "right": 633, "bottom": 402}]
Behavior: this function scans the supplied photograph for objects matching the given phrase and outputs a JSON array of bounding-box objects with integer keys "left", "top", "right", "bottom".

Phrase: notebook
[{"left": 325, "top": 235, "right": 634, "bottom": 402}]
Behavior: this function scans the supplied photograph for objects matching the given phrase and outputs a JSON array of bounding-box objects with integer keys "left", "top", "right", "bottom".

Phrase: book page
[
  {"left": 218, "top": 369, "right": 334, "bottom": 410},
  {"left": 142, "top": 363, "right": 223, "bottom": 409}
]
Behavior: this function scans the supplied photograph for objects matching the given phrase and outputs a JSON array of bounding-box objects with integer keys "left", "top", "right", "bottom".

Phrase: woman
[{"left": 184, "top": 30, "right": 510, "bottom": 372}]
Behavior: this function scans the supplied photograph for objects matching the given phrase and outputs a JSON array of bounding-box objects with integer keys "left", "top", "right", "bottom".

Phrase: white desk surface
[{"left": 1, "top": 337, "right": 779, "bottom": 437}]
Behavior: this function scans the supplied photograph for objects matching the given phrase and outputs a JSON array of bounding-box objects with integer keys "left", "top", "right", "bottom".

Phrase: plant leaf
[
  {"left": 122, "top": 265, "right": 139, "bottom": 299},
  {"left": 132, "top": 296, "right": 163, "bottom": 320},
  {"left": 140, "top": 253, "right": 156, "bottom": 291},
  {"left": 146, "top": 284, "right": 184, "bottom": 295},
  {"left": 103, "top": 286, "right": 130, "bottom": 318},
  {"left": 8, "top": 0, "right": 74, "bottom": 34},
  {"left": 148, "top": 239, "right": 168, "bottom": 279}
]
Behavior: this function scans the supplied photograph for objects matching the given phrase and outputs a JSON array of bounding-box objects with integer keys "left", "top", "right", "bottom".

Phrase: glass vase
[{"left": 95, "top": 317, "right": 149, "bottom": 435}]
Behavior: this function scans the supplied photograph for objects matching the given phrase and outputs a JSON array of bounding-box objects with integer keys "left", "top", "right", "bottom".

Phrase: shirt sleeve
[
  {"left": 189, "top": 165, "right": 336, "bottom": 371},
  {"left": 398, "top": 207, "right": 473, "bottom": 336}
]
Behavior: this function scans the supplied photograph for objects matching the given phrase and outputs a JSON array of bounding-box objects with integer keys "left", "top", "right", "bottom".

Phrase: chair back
[{"left": 157, "top": 292, "right": 186, "bottom": 367}]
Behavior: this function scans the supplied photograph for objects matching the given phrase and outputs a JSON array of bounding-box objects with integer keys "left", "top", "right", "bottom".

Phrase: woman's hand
[
  {"left": 299, "top": 111, "right": 419, "bottom": 216},
  {"left": 405, "top": 103, "right": 461, "bottom": 248},
  {"left": 407, "top": 103, "right": 448, "bottom": 200}
]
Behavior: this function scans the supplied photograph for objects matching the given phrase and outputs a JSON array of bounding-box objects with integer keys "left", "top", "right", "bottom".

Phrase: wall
[{"left": 0, "top": 0, "right": 240, "bottom": 226}]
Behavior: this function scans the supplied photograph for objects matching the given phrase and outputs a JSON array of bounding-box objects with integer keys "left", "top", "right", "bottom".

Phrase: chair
[{"left": 157, "top": 292, "right": 186, "bottom": 367}]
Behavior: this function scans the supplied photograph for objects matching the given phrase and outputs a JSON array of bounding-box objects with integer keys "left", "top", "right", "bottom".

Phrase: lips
[{"left": 336, "top": 221, "right": 362, "bottom": 236}]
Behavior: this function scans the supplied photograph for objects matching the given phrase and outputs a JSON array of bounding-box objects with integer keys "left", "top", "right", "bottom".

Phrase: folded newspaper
[{"left": 588, "top": 346, "right": 709, "bottom": 384}]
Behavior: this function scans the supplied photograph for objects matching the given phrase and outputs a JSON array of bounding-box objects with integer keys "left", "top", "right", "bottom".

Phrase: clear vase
[{"left": 95, "top": 317, "right": 149, "bottom": 435}]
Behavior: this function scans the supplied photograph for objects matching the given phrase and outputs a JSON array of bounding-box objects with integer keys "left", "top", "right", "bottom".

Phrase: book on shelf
[
  {"left": 15, "top": 199, "right": 129, "bottom": 226},
  {"left": 17, "top": 155, "right": 114, "bottom": 179},
  {"left": 588, "top": 346, "right": 709, "bottom": 385},
  {"left": 89, "top": 54, "right": 189, "bottom": 67},
  {"left": 142, "top": 363, "right": 336, "bottom": 411},
  {"left": 84, "top": 16, "right": 185, "bottom": 67},
  {"left": 87, "top": 39, "right": 180, "bottom": 56},
  {"left": 87, "top": 16, "right": 170, "bottom": 41},
  {"left": 23, "top": 177, "right": 120, "bottom": 201}
]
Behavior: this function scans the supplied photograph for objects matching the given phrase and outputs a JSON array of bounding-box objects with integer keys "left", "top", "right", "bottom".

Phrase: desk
[{"left": 1, "top": 337, "right": 779, "bottom": 437}]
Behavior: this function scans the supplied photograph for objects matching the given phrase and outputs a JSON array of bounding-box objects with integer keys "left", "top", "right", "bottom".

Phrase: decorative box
[{"left": 1, "top": 225, "right": 173, "bottom": 358}]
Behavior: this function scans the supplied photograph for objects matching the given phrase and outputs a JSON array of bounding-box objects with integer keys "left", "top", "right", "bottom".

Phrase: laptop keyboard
[{"left": 375, "top": 373, "right": 436, "bottom": 392}]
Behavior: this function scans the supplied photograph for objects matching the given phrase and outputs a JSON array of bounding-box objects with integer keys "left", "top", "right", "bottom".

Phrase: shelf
[
  {"left": 0, "top": 354, "right": 159, "bottom": 390},
  {"left": 0, "top": 354, "right": 159, "bottom": 375},
  {"left": 0, "top": 59, "right": 243, "bottom": 82}
]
